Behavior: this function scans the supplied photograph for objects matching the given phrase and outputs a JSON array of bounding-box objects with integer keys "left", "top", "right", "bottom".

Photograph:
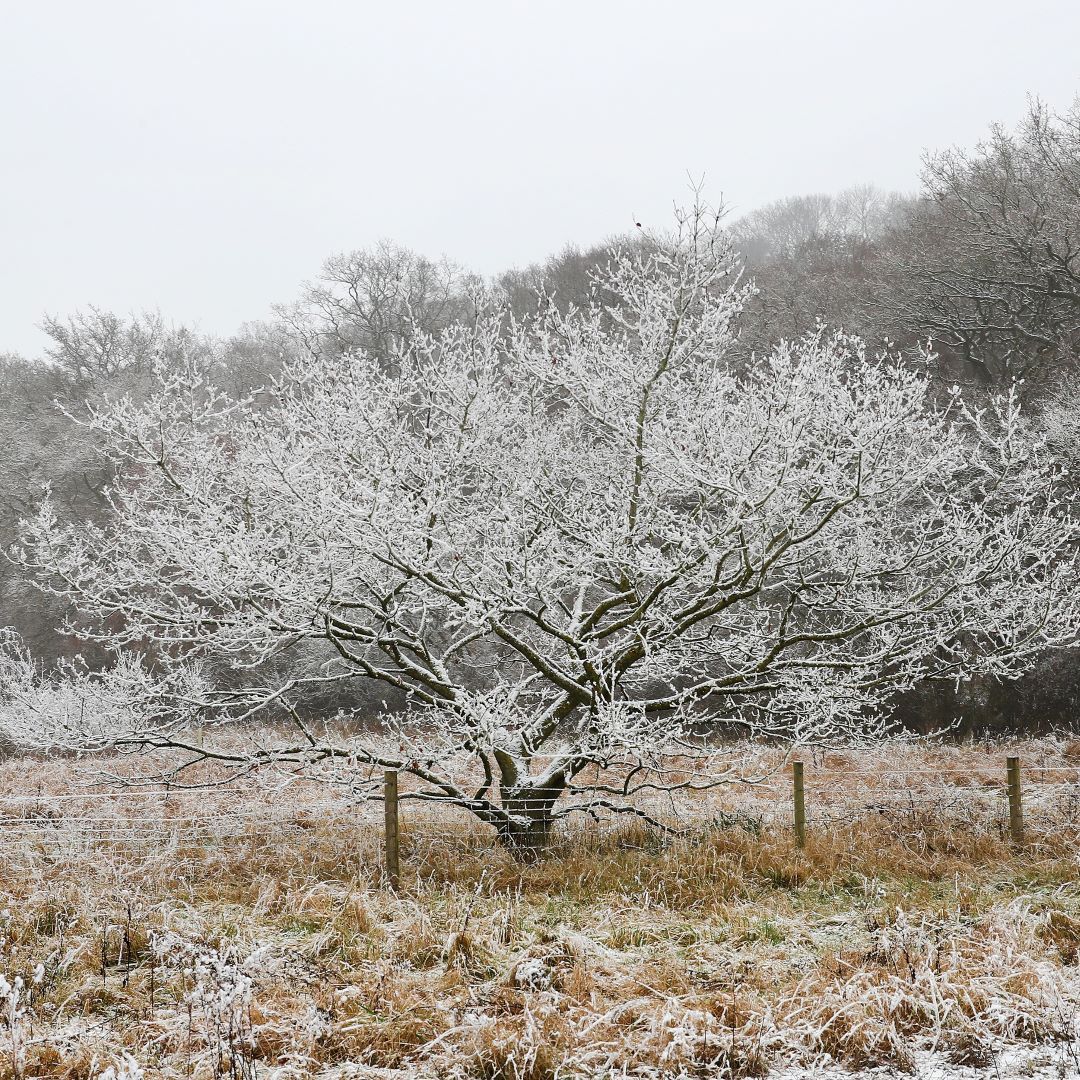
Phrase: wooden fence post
[
  {"left": 1006, "top": 756, "right": 1024, "bottom": 845},
  {"left": 793, "top": 761, "right": 806, "bottom": 849},
  {"left": 384, "top": 769, "right": 400, "bottom": 888}
]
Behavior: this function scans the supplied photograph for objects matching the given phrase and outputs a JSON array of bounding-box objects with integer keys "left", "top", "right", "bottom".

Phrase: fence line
[{"left": 0, "top": 758, "right": 1076, "bottom": 882}]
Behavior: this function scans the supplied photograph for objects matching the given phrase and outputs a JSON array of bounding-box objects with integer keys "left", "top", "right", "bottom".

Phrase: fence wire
[{"left": 0, "top": 757, "right": 1075, "bottom": 859}]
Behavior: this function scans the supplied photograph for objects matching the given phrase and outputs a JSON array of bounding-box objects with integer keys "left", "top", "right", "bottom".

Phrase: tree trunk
[{"left": 496, "top": 789, "right": 559, "bottom": 861}]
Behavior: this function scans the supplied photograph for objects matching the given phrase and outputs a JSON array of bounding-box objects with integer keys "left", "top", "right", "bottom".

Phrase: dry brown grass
[{"left": 0, "top": 739, "right": 1078, "bottom": 1077}]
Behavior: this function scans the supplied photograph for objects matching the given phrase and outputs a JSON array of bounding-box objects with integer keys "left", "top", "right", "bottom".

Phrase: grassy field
[{"left": 1, "top": 739, "right": 1080, "bottom": 1078}]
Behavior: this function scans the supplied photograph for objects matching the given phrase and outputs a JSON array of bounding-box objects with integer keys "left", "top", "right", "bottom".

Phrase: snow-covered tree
[{"left": 16, "top": 202, "right": 1080, "bottom": 853}]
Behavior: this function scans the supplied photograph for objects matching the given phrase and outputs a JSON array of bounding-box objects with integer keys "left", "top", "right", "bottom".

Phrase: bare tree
[
  {"left": 729, "top": 187, "right": 914, "bottom": 362},
  {"left": 875, "top": 97, "right": 1080, "bottom": 395},
  {"left": 40, "top": 308, "right": 214, "bottom": 388},
  {"left": 498, "top": 240, "right": 629, "bottom": 319},
  {"left": 276, "top": 240, "right": 476, "bottom": 362},
  {"left": 1, "top": 315, "right": 223, "bottom": 666}
]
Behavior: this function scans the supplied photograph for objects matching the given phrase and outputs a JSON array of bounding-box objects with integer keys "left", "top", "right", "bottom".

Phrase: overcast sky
[{"left": 2, "top": 0, "right": 1078, "bottom": 358}]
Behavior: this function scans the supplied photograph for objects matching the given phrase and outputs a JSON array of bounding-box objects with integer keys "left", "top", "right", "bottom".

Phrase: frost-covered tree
[{"left": 17, "top": 202, "right": 1080, "bottom": 853}]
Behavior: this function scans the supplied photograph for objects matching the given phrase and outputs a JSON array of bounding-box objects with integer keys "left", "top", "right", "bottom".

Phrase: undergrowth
[{"left": 0, "top": 738, "right": 1077, "bottom": 1077}]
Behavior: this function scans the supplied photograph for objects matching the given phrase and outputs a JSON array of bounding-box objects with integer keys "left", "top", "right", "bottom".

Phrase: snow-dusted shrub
[
  {"left": 652, "top": 1004, "right": 771, "bottom": 1077},
  {"left": 0, "top": 964, "right": 46, "bottom": 1080},
  {"left": 0, "top": 629, "right": 204, "bottom": 754},
  {"left": 154, "top": 933, "right": 265, "bottom": 1080},
  {"left": 0, "top": 971, "right": 28, "bottom": 1079},
  {"left": 786, "top": 902, "right": 1077, "bottom": 1069},
  {"left": 93, "top": 1053, "right": 144, "bottom": 1080}
]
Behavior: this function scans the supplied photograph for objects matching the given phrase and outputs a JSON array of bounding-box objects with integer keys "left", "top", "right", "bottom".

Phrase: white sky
[{"left": 2, "top": 0, "right": 1079, "bottom": 357}]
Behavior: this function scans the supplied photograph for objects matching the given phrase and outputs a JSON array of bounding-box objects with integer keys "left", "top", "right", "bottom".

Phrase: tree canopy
[{"left": 17, "top": 202, "right": 1080, "bottom": 852}]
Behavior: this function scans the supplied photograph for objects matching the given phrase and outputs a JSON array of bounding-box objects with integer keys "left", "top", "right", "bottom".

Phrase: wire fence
[{"left": 2, "top": 754, "right": 1078, "bottom": 873}]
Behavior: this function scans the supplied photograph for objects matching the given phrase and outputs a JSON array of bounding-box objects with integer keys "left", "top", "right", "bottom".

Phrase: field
[{"left": 2, "top": 739, "right": 1080, "bottom": 1079}]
